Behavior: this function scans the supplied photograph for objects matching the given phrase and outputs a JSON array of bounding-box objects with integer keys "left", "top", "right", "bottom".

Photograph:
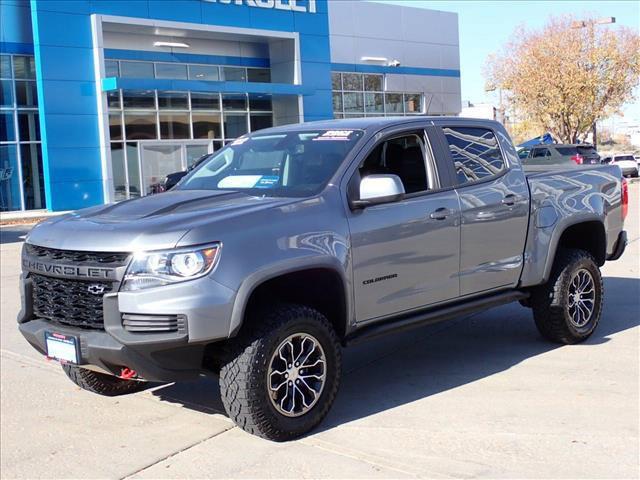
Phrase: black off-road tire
[
  {"left": 62, "top": 364, "right": 146, "bottom": 396},
  {"left": 219, "top": 304, "right": 342, "bottom": 441},
  {"left": 530, "top": 248, "right": 603, "bottom": 344}
]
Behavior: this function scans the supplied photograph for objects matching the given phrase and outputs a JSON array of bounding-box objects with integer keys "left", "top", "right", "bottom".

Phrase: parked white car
[{"left": 611, "top": 154, "right": 639, "bottom": 177}]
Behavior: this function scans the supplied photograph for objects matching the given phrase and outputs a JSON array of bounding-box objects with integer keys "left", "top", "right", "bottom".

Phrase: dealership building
[{"left": 0, "top": 0, "right": 461, "bottom": 212}]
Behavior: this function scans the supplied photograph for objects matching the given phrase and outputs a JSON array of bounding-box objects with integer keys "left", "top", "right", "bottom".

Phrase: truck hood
[{"left": 27, "top": 190, "right": 298, "bottom": 252}]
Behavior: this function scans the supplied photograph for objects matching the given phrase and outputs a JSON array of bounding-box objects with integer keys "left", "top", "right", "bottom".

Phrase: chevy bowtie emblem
[{"left": 87, "top": 284, "right": 106, "bottom": 295}]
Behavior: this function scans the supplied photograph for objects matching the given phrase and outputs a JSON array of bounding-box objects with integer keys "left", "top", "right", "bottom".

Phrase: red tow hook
[{"left": 119, "top": 368, "right": 137, "bottom": 380}]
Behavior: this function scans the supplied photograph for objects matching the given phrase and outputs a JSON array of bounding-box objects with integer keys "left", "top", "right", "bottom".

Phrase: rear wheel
[
  {"left": 219, "top": 304, "right": 342, "bottom": 441},
  {"left": 61, "top": 364, "right": 146, "bottom": 396},
  {"left": 530, "top": 249, "right": 603, "bottom": 344}
]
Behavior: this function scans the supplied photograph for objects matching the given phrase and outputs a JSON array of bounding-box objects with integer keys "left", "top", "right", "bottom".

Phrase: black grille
[
  {"left": 25, "top": 244, "right": 129, "bottom": 265},
  {"left": 31, "top": 274, "right": 112, "bottom": 330}
]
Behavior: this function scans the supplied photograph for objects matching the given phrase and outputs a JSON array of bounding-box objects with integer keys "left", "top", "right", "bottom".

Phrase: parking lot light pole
[{"left": 570, "top": 17, "right": 616, "bottom": 149}]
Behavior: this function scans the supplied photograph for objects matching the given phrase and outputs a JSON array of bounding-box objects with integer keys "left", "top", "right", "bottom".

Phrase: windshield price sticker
[
  {"left": 314, "top": 130, "right": 354, "bottom": 141},
  {"left": 254, "top": 176, "right": 279, "bottom": 188}
]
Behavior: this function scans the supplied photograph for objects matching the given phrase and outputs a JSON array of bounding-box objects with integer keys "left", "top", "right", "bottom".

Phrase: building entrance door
[{"left": 139, "top": 141, "right": 212, "bottom": 194}]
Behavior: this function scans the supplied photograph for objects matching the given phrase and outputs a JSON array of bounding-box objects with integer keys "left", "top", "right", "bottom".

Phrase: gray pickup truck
[{"left": 18, "top": 118, "right": 628, "bottom": 441}]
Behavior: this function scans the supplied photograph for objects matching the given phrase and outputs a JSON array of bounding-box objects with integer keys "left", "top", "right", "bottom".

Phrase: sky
[{"left": 377, "top": 0, "right": 640, "bottom": 126}]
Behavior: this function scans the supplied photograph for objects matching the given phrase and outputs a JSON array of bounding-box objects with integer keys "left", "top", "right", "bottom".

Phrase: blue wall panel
[{"left": 0, "top": 0, "right": 33, "bottom": 45}]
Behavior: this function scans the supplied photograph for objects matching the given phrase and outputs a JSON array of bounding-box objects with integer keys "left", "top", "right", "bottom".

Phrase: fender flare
[{"left": 227, "top": 256, "right": 351, "bottom": 337}]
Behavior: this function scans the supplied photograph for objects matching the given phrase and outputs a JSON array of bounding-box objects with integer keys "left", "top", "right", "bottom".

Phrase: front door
[{"left": 347, "top": 130, "right": 461, "bottom": 323}]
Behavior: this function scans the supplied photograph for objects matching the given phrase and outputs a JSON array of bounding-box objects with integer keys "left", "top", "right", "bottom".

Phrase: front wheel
[
  {"left": 219, "top": 304, "right": 342, "bottom": 441},
  {"left": 530, "top": 249, "right": 603, "bottom": 344}
]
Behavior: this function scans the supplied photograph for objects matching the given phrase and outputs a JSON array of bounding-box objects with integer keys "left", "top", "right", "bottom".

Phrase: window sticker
[
  {"left": 231, "top": 137, "right": 249, "bottom": 146},
  {"left": 254, "top": 176, "right": 280, "bottom": 188},
  {"left": 313, "top": 130, "right": 354, "bottom": 141},
  {"left": 218, "top": 175, "right": 262, "bottom": 188}
]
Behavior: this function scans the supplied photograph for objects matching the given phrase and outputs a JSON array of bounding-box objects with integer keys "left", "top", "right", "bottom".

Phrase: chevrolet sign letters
[
  {"left": 22, "top": 259, "right": 114, "bottom": 280},
  {"left": 203, "top": 0, "right": 317, "bottom": 14}
]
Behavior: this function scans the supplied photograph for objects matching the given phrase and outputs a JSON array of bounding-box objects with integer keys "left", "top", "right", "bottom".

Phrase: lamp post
[{"left": 570, "top": 17, "right": 616, "bottom": 148}]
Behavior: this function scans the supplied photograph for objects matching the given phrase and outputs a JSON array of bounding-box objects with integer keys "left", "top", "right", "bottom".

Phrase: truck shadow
[{"left": 151, "top": 276, "right": 639, "bottom": 433}]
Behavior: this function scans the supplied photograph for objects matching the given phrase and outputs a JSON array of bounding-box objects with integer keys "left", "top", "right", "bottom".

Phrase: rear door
[
  {"left": 526, "top": 146, "right": 552, "bottom": 165},
  {"left": 345, "top": 127, "right": 461, "bottom": 322},
  {"left": 436, "top": 123, "right": 530, "bottom": 296}
]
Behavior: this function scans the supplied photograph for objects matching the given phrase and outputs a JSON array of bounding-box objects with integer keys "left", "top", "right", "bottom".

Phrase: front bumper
[{"left": 17, "top": 273, "right": 237, "bottom": 382}]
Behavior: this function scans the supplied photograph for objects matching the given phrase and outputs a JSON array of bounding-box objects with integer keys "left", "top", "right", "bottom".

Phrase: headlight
[{"left": 121, "top": 244, "right": 221, "bottom": 291}]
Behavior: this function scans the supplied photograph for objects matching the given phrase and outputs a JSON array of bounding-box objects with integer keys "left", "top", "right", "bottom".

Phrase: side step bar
[{"left": 344, "top": 290, "right": 530, "bottom": 346}]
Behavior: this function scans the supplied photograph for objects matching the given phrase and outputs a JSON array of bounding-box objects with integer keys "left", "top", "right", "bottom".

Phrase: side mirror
[{"left": 350, "top": 174, "right": 405, "bottom": 209}]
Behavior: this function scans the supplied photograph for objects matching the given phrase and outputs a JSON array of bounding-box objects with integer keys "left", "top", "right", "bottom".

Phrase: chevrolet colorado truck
[{"left": 18, "top": 118, "right": 628, "bottom": 441}]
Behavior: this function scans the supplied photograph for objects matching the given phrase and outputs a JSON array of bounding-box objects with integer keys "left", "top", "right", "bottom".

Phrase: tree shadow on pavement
[{"left": 151, "top": 276, "right": 639, "bottom": 431}]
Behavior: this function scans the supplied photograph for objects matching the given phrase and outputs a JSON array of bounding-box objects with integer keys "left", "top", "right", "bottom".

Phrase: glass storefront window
[
  {"left": 223, "top": 113, "right": 248, "bottom": 138},
  {"left": 105, "top": 60, "right": 119, "bottom": 77},
  {"left": 15, "top": 81, "right": 38, "bottom": 107},
  {"left": 192, "top": 113, "right": 222, "bottom": 139},
  {"left": 404, "top": 93, "right": 423, "bottom": 114},
  {"left": 126, "top": 142, "right": 141, "bottom": 198},
  {"left": 120, "top": 61, "right": 154, "bottom": 78},
  {"left": 0, "top": 144, "right": 22, "bottom": 211},
  {"left": 1, "top": 54, "right": 44, "bottom": 211},
  {"left": 109, "top": 113, "right": 123, "bottom": 141},
  {"left": 343, "top": 92, "right": 364, "bottom": 113},
  {"left": 20, "top": 143, "right": 45, "bottom": 210},
  {"left": 186, "top": 144, "right": 210, "bottom": 168},
  {"left": 0, "top": 80, "right": 13, "bottom": 107},
  {"left": 12, "top": 56, "right": 35, "bottom": 79},
  {"left": 0, "top": 112, "right": 16, "bottom": 142},
  {"left": 222, "top": 67, "right": 247, "bottom": 82},
  {"left": 159, "top": 113, "right": 190, "bottom": 139},
  {"left": 331, "top": 72, "right": 342, "bottom": 90},
  {"left": 364, "top": 75, "right": 383, "bottom": 92},
  {"left": 222, "top": 93, "right": 247, "bottom": 111},
  {"left": 247, "top": 68, "right": 271, "bottom": 83},
  {"left": 188, "top": 65, "right": 220, "bottom": 81},
  {"left": 17, "top": 112, "right": 40, "bottom": 142},
  {"left": 342, "top": 73, "right": 363, "bottom": 91},
  {"left": 332, "top": 92, "right": 343, "bottom": 113},
  {"left": 385, "top": 93, "right": 403, "bottom": 114},
  {"left": 122, "top": 90, "right": 155, "bottom": 109},
  {"left": 155, "top": 63, "right": 188, "bottom": 80},
  {"left": 110, "top": 143, "right": 127, "bottom": 202},
  {"left": 107, "top": 91, "right": 121, "bottom": 109},
  {"left": 248, "top": 94, "right": 272, "bottom": 111},
  {"left": 249, "top": 114, "right": 272, "bottom": 132},
  {"left": 191, "top": 92, "right": 220, "bottom": 110},
  {"left": 0, "top": 55, "right": 11, "bottom": 78},
  {"left": 124, "top": 113, "right": 157, "bottom": 140},
  {"left": 157, "top": 91, "right": 188, "bottom": 110},
  {"left": 365, "top": 93, "right": 384, "bottom": 113}
]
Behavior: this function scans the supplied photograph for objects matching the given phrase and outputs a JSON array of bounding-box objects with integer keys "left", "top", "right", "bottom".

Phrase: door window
[
  {"left": 359, "top": 133, "right": 429, "bottom": 194},
  {"left": 442, "top": 127, "right": 506, "bottom": 185}
]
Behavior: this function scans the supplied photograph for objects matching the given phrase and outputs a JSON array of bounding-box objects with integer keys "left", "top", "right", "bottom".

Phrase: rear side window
[
  {"left": 615, "top": 155, "right": 635, "bottom": 161},
  {"left": 442, "top": 127, "right": 506, "bottom": 184},
  {"left": 556, "top": 147, "right": 578, "bottom": 156},
  {"left": 577, "top": 146, "right": 597, "bottom": 156}
]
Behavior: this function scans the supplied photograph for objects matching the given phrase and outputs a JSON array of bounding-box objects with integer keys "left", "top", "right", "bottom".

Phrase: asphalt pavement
[{"left": 1, "top": 186, "right": 638, "bottom": 479}]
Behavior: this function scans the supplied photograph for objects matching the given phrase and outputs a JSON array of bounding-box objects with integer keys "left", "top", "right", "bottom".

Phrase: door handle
[
  {"left": 429, "top": 207, "right": 454, "bottom": 220},
  {"left": 501, "top": 194, "right": 520, "bottom": 206}
]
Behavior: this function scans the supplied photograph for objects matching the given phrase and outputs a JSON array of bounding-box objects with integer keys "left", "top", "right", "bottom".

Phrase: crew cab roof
[{"left": 250, "top": 116, "right": 504, "bottom": 136}]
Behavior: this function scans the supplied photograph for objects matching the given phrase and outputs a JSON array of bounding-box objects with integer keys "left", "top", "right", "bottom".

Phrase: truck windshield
[{"left": 177, "top": 129, "right": 364, "bottom": 197}]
